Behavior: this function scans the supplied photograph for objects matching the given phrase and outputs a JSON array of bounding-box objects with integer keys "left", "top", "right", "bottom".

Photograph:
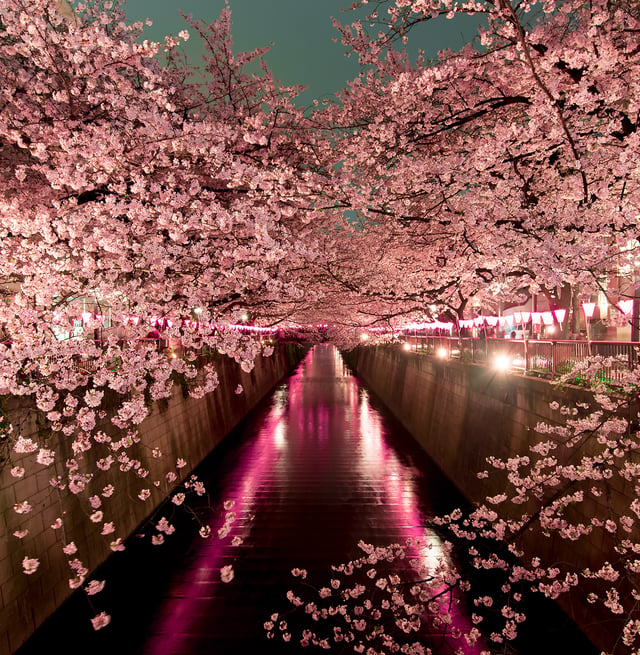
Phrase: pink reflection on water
[
  {"left": 144, "top": 344, "right": 484, "bottom": 653},
  {"left": 355, "top": 387, "right": 485, "bottom": 654},
  {"left": 145, "top": 384, "right": 292, "bottom": 652}
]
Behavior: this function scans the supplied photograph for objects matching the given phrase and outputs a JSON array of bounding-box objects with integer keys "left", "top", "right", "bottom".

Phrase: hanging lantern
[
  {"left": 618, "top": 300, "right": 633, "bottom": 316},
  {"left": 553, "top": 309, "right": 566, "bottom": 324}
]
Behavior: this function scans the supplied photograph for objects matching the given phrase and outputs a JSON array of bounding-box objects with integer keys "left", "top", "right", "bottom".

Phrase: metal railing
[{"left": 403, "top": 336, "right": 638, "bottom": 385}]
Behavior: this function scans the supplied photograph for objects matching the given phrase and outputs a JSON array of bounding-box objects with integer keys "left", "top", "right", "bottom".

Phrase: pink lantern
[
  {"left": 619, "top": 299, "right": 633, "bottom": 316},
  {"left": 514, "top": 312, "right": 522, "bottom": 324},
  {"left": 531, "top": 312, "right": 542, "bottom": 325},
  {"left": 541, "top": 312, "right": 554, "bottom": 325},
  {"left": 486, "top": 316, "right": 499, "bottom": 327},
  {"left": 521, "top": 311, "right": 531, "bottom": 323},
  {"left": 553, "top": 309, "right": 566, "bottom": 324},
  {"left": 582, "top": 302, "right": 596, "bottom": 318}
]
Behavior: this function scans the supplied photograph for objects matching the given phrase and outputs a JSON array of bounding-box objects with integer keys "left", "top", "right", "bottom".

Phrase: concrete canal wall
[
  {"left": 0, "top": 344, "right": 305, "bottom": 655},
  {"left": 344, "top": 345, "right": 635, "bottom": 654}
]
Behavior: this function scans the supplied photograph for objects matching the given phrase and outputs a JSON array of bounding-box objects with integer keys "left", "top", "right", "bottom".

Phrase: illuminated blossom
[
  {"left": 63, "top": 542, "right": 78, "bottom": 555},
  {"left": 36, "top": 448, "right": 55, "bottom": 465},
  {"left": 91, "top": 612, "right": 111, "bottom": 631},
  {"left": 220, "top": 565, "right": 234, "bottom": 583},
  {"left": 102, "top": 485, "right": 115, "bottom": 497},
  {"left": 22, "top": 557, "right": 40, "bottom": 575},
  {"left": 85, "top": 580, "right": 106, "bottom": 596},
  {"left": 13, "top": 437, "right": 38, "bottom": 454},
  {"left": 171, "top": 493, "right": 185, "bottom": 506},
  {"left": 13, "top": 501, "right": 32, "bottom": 514}
]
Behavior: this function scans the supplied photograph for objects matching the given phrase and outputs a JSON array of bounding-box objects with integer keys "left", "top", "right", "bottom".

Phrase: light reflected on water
[{"left": 18, "top": 344, "right": 483, "bottom": 655}]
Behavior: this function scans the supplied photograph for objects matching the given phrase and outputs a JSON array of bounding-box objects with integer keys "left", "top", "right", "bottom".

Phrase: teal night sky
[{"left": 123, "top": 0, "right": 486, "bottom": 106}]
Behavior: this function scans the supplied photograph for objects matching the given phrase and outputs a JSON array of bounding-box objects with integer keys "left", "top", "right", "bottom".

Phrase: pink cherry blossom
[
  {"left": 220, "top": 565, "right": 234, "bottom": 583},
  {"left": 90, "top": 612, "right": 111, "bottom": 631},
  {"left": 22, "top": 557, "right": 40, "bottom": 575}
]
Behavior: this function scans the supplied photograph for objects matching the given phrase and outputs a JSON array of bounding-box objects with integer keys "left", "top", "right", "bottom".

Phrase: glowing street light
[
  {"left": 436, "top": 347, "right": 448, "bottom": 359},
  {"left": 493, "top": 354, "right": 512, "bottom": 372}
]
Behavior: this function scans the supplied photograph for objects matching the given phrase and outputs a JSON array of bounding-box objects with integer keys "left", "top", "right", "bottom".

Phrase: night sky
[{"left": 123, "top": 0, "right": 486, "bottom": 106}]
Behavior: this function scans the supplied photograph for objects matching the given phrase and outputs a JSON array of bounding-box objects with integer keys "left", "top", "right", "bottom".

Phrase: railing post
[{"left": 551, "top": 341, "right": 556, "bottom": 378}]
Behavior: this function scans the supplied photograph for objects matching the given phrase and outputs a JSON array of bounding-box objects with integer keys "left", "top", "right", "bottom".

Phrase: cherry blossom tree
[
  {"left": 0, "top": 0, "right": 323, "bottom": 631},
  {"left": 299, "top": 0, "right": 640, "bottom": 330},
  {"left": 3, "top": 0, "right": 640, "bottom": 648}
]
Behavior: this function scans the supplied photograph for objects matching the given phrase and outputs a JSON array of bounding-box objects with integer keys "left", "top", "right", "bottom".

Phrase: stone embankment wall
[
  {"left": 0, "top": 344, "right": 305, "bottom": 655},
  {"left": 344, "top": 345, "right": 634, "bottom": 654}
]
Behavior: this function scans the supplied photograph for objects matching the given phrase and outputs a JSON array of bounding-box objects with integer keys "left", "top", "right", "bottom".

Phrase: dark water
[{"left": 17, "top": 345, "right": 595, "bottom": 655}]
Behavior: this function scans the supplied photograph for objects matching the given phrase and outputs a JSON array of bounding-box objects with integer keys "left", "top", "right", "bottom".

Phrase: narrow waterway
[{"left": 17, "top": 345, "right": 595, "bottom": 655}]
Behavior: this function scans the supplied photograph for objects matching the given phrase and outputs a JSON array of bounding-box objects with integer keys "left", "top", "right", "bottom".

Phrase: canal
[{"left": 16, "top": 344, "right": 595, "bottom": 655}]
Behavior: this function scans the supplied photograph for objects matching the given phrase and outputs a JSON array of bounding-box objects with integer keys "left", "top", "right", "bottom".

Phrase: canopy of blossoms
[{"left": 2, "top": 0, "right": 640, "bottom": 651}]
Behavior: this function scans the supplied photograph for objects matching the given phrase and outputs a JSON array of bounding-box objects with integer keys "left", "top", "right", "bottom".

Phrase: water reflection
[
  {"left": 18, "top": 345, "right": 480, "bottom": 655},
  {"left": 139, "top": 344, "right": 478, "bottom": 654}
]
